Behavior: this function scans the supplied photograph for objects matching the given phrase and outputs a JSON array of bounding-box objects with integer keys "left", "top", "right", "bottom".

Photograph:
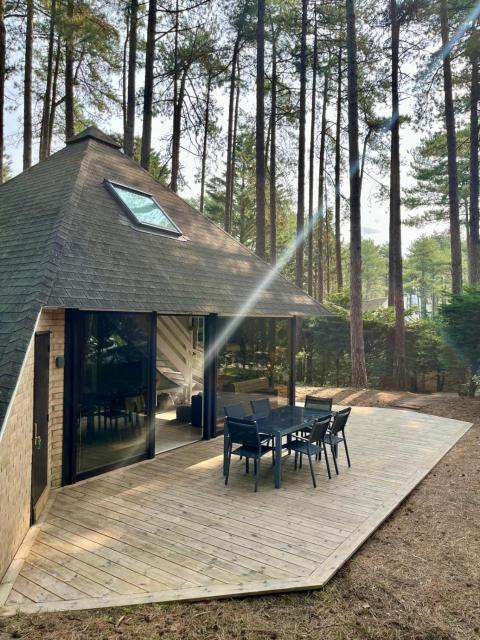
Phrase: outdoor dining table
[{"left": 223, "top": 405, "right": 333, "bottom": 489}]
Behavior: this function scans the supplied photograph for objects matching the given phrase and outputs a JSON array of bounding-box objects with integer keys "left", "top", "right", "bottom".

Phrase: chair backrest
[
  {"left": 331, "top": 407, "right": 351, "bottom": 434},
  {"left": 250, "top": 398, "right": 271, "bottom": 416},
  {"left": 304, "top": 395, "right": 333, "bottom": 412},
  {"left": 224, "top": 403, "right": 245, "bottom": 419},
  {"left": 308, "top": 416, "right": 331, "bottom": 445},
  {"left": 226, "top": 417, "right": 260, "bottom": 448}
]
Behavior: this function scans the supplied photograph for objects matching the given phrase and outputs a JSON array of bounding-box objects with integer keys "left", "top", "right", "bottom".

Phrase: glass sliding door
[
  {"left": 155, "top": 315, "right": 204, "bottom": 454},
  {"left": 74, "top": 311, "right": 153, "bottom": 479},
  {"left": 216, "top": 317, "right": 290, "bottom": 422}
]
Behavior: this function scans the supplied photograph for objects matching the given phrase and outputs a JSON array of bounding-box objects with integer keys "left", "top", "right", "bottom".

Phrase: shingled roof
[{"left": 0, "top": 126, "right": 329, "bottom": 430}]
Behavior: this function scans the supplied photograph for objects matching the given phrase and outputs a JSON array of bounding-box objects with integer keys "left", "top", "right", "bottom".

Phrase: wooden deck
[{"left": 0, "top": 406, "right": 471, "bottom": 616}]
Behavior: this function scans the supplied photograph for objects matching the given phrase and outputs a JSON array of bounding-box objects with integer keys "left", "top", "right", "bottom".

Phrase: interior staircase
[{"left": 156, "top": 316, "right": 203, "bottom": 400}]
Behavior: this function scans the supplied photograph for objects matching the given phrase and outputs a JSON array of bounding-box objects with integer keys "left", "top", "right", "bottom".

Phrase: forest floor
[{"left": 1, "top": 388, "right": 479, "bottom": 640}]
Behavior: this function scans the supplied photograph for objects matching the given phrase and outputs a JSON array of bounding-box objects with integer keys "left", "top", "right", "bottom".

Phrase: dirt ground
[{"left": 1, "top": 388, "right": 479, "bottom": 640}]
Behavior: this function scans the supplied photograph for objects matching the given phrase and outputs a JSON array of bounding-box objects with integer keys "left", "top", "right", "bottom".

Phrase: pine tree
[
  {"left": 124, "top": 0, "right": 138, "bottom": 158},
  {"left": 440, "top": 0, "right": 462, "bottom": 294},
  {"left": 389, "top": 0, "right": 406, "bottom": 389},
  {"left": 141, "top": 0, "right": 156, "bottom": 170},
  {"left": 255, "top": 0, "right": 266, "bottom": 259},
  {"left": 346, "top": 0, "right": 368, "bottom": 387},
  {"left": 296, "top": 0, "right": 308, "bottom": 289}
]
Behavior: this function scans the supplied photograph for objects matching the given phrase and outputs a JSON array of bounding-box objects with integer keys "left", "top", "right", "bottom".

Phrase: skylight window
[{"left": 105, "top": 181, "right": 182, "bottom": 236}]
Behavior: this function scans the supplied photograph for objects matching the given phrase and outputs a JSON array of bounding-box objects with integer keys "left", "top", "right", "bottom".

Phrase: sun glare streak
[
  {"left": 203, "top": 207, "right": 324, "bottom": 367},
  {"left": 423, "top": 3, "right": 480, "bottom": 78}
]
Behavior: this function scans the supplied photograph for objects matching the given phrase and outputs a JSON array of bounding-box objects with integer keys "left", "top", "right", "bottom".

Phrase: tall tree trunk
[
  {"left": 122, "top": 10, "right": 128, "bottom": 145},
  {"left": 389, "top": 0, "right": 406, "bottom": 390},
  {"left": 39, "top": 0, "right": 56, "bottom": 161},
  {"left": 440, "top": 0, "right": 462, "bottom": 294},
  {"left": 346, "top": 0, "right": 368, "bottom": 388},
  {"left": 224, "top": 36, "right": 240, "bottom": 233},
  {"left": 317, "top": 73, "right": 328, "bottom": 303},
  {"left": 199, "top": 70, "right": 212, "bottom": 214},
  {"left": 308, "top": 6, "right": 318, "bottom": 297},
  {"left": 296, "top": 0, "right": 308, "bottom": 288},
  {"left": 171, "top": 66, "right": 188, "bottom": 192},
  {"left": 64, "top": 0, "right": 74, "bottom": 141},
  {"left": 124, "top": 0, "right": 138, "bottom": 158},
  {"left": 325, "top": 173, "right": 331, "bottom": 294},
  {"left": 170, "top": 0, "right": 182, "bottom": 191},
  {"left": 141, "top": 0, "right": 156, "bottom": 170},
  {"left": 269, "top": 37, "right": 277, "bottom": 265},
  {"left": 229, "top": 62, "right": 240, "bottom": 220},
  {"left": 23, "top": 0, "right": 33, "bottom": 169},
  {"left": 469, "top": 28, "right": 480, "bottom": 285},
  {"left": 47, "top": 36, "right": 61, "bottom": 157},
  {"left": 334, "top": 47, "right": 343, "bottom": 291},
  {"left": 255, "top": 0, "right": 266, "bottom": 259},
  {"left": 0, "top": 0, "right": 5, "bottom": 183}
]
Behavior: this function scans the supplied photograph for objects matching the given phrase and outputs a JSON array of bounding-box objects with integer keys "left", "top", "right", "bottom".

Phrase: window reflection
[
  {"left": 216, "top": 318, "right": 290, "bottom": 420},
  {"left": 76, "top": 312, "right": 151, "bottom": 476}
]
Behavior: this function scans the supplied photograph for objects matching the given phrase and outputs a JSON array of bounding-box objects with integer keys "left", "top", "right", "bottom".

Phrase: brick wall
[
  {"left": 0, "top": 309, "right": 65, "bottom": 580},
  {"left": 37, "top": 309, "right": 65, "bottom": 489}
]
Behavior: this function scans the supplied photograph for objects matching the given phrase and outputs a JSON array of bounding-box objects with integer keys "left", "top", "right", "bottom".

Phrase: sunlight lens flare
[
  {"left": 203, "top": 207, "right": 324, "bottom": 367},
  {"left": 424, "top": 4, "right": 480, "bottom": 78}
]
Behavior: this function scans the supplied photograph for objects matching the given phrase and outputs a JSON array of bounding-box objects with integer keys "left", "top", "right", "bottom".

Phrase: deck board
[{"left": 0, "top": 406, "right": 471, "bottom": 616}]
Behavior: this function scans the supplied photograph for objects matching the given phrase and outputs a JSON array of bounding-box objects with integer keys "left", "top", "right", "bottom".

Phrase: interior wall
[{"left": 0, "top": 308, "right": 65, "bottom": 581}]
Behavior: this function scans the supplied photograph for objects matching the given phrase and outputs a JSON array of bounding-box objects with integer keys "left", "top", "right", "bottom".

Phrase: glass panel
[
  {"left": 111, "top": 183, "right": 180, "bottom": 233},
  {"left": 155, "top": 316, "right": 204, "bottom": 454},
  {"left": 76, "top": 312, "right": 151, "bottom": 476},
  {"left": 216, "top": 317, "right": 290, "bottom": 424}
]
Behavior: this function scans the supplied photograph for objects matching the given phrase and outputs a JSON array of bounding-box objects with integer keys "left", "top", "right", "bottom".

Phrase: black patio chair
[
  {"left": 250, "top": 397, "right": 271, "bottom": 416},
  {"left": 224, "top": 403, "right": 273, "bottom": 465},
  {"left": 288, "top": 416, "right": 332, "bottom": 487},
  {"left": 224, "top": 417, "right": 273, "bottom": 492},
  {"left": 324, "top": 407, "right": 352, "bottom": 474},
  {"left": 304, "top": 395, "right": 333, "bottom": 412},
  {"left": 300, "top": 396, "right": 333, "bottom": 440},
  {"left": 224, "top": 403, "right": 246, "bottom": 419}
]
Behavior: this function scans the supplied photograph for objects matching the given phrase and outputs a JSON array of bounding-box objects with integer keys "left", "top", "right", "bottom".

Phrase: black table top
[{"left": 253, "top": 405, "right": 332, "bottom": 437}]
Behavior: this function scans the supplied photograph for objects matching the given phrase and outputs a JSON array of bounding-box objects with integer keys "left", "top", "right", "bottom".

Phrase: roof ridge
[
  {"left": 0, "top": 142, "right": 72, "bottom": 191},
  {"left": 42, "top": 140, "right": 96, "bottom": 304}
]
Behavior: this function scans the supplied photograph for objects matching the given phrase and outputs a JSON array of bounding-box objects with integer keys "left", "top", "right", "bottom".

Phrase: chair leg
[
  {"left": 299, "top": 453, "right": 303, "bottom": 469},
  {"left": 331, "top": 445, "right": 339, "bottom": 475},
  {"left": 254, "top": 458, "right": 260, "bottom": 492},
  {"left": 343, "top": 435, "right": 351, "bottom": 467},
  {"left": 307, "top": 453, "right": 316, "bottom": 488},
  {"left": 224, "top": 450, "right": 231, "bottom": 485},
  {"left": 245, "top": 458, "right": 249, "bottom": 474},
  {"left": 294, "top": 451, "right": 298, "bottom": 470},
  {"left": 323, "top": 445, "right": 332, "bottom": 479}
]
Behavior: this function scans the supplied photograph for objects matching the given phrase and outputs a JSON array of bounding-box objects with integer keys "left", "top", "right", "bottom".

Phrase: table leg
[{"left": 274, "top": 432, "right": 282, "bottom": 489}]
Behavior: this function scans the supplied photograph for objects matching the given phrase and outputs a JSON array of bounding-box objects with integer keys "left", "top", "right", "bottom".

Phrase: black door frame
[
  {"left": 63, "top": 309, "right": 157, "bottom": 485},
  {"left": 202, "top": 313, "right": 218, "bottom": 440},
  {"left": 31, "top": 331, "right": 50, "bottom": 519}
]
